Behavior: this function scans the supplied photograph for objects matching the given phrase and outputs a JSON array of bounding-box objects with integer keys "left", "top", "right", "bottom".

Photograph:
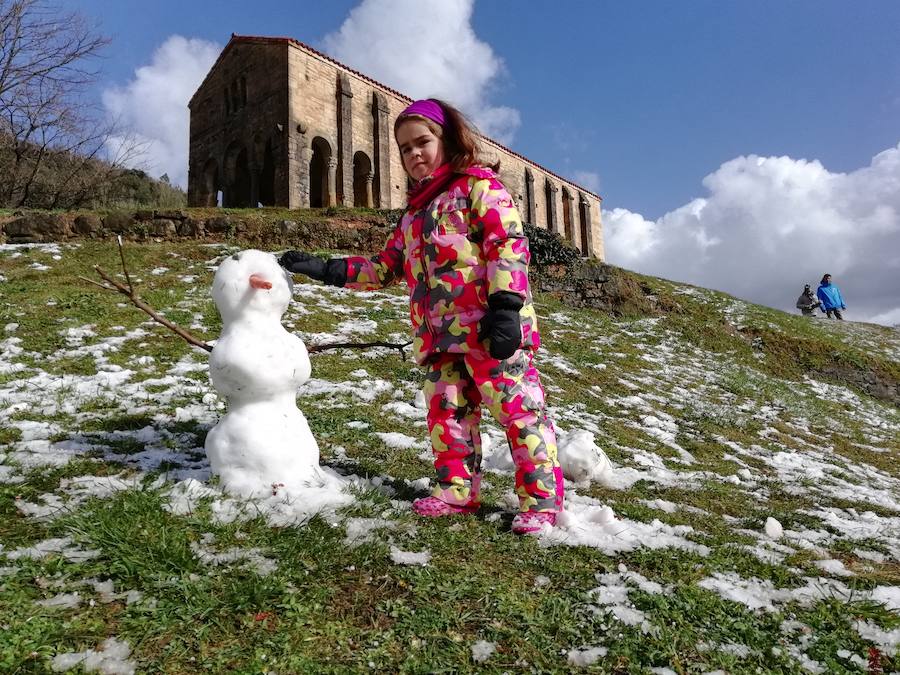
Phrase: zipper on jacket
[{"left": 418, "top": 209, "right": 436, "bottom": 339}]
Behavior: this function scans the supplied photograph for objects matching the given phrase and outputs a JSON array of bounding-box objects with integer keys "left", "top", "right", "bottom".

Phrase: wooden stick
[
  {"left": 76, "top": 275, "right": 116, "bottom": 292},
  {"left": 92, "top": 265, "right": 214, "bottom": 352},
  {"left": 307, "top": 339, "right": 412, "bottom": 360},
  {"left": 116, "top": 235, "right": 133, "bottom": 293},
  {"left": 83, "top": 240, "right": 411, "bottom": 360}
]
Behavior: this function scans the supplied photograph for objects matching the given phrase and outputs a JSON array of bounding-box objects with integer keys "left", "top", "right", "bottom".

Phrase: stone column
[
  {"left": 373, "top": 92, "right": 392, "bottom": 208},
  {"left": 564, "top": 191, "right": 575, "bottom": 239},
  {"left": 290, "top": 122, "right": 309, "bottom": 208},
  {"left": 580, "top": 194, "right": 593, "bottom": 257},
  {"left": 547, "top": 183, "right": 559, "bottom": 234},
  {"left": 524, "top": 169, "right": 535, "bottom": 224},
  {"left": 326, "top": 157, "right": 337, "bottom": 207},
  {"left": 338, "top": 74, "right": 354, "bottom": 206},
  {"left": 365, "top": 171, "right": 375, "bottom": 208}
]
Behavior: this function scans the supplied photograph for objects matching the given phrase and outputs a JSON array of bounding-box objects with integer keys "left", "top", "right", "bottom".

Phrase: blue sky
[
  {"left": 67, "top": 0, "right": 900, "bottom": 323},
  {"left": 72, "top": 0, "right": 900, "bottom": 217}
]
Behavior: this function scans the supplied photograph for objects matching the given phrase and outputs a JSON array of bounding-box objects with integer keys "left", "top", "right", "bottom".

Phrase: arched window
[
  {"left": 524, "top": 168, "right": 535, "bottom": 223},
  {"left": 544, "top": 178, "right": 557, "bottom": 232},
  {"left": 353, "top": 151, "right": 373, "bottom": 207},
  {"left": 309, "top": 137, "right": 333, "bottom": 208}
]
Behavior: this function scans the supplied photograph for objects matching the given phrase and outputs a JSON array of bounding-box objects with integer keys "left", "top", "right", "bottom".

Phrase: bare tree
[{"left": 0, "top": 0, "right": 142, "bottom": 208}]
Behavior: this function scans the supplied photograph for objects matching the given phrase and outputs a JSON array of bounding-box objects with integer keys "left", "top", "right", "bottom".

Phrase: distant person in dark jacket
[
  {"left": 795, "top": 284, "right": 821, "bottom": 316},
  {"left": 816, "top": 274, "right": 846, "bottom": 320}
]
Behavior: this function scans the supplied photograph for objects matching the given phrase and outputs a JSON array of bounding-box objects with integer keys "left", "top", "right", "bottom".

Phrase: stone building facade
[{"left": 188, "top": 35, "right": 604, "bottom": 259}]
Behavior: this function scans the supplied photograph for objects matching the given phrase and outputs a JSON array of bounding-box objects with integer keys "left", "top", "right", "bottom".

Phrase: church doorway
[
  {"left": 258, "top": 138, "right": 276, "bottom": 206},
  {"left": 224, "top": 143, "right": 251, "bottom": 207},
  {"left": 200, "top": 158, "right": 220, "bottom": 207}
]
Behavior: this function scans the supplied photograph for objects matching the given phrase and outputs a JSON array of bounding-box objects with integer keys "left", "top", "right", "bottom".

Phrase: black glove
[
  {"left": 479, "top": 292, "right": 523, "bottom": 360},
  {"left": 278, "top": 251, "right": 347, "bottom": 287}
]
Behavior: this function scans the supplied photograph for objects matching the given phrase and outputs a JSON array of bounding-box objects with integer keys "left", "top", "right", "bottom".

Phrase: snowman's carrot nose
[{"left": 249, "top": 274, "right": 272, "bottom": 290}]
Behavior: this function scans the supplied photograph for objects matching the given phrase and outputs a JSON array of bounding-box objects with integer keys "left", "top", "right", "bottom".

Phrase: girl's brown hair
[{"left": 394, "top": 98, "right": 499, "bottom": 173}]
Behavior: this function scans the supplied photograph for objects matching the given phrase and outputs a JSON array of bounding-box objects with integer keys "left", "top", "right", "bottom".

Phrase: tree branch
[
  {"left": 83, "top": 238, "right": 212, "bottom": 352},
  {"left": 307, "top": 340, "right": 413, "bottom": 360},
  {"left": 115, "top": 234, "right": 133, "bottom": 292},
  {"left": 80, "top": 240, "right": 412, "bottom": 361},
  {"left": 90, "top": 265, "right": 213, "bottom": 353}
]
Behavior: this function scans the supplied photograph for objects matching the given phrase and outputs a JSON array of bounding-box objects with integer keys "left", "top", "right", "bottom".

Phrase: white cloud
[
  {"left": 103, "top": 35, "right": 221, "bottom": 187},
  {"left": 603, "top": 143, "right": 900, "bottom": 326},
  {"left": 323, "top": 0, "right": 520, "bottom": 144}
]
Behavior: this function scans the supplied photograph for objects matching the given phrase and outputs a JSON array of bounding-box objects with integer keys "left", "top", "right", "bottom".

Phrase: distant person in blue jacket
[{"left": 816, "top": 274, "right": 846, "bottom": 320}]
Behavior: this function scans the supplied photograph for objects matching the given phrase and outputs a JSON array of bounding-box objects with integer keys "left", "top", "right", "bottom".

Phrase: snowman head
[{"left": 212, "top": 249, "right": 293, "bottom": 325}]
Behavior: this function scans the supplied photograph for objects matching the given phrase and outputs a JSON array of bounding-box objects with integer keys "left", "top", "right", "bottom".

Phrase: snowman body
[{"left": 205, "top": 249, "right": 325, "bottom": 497}]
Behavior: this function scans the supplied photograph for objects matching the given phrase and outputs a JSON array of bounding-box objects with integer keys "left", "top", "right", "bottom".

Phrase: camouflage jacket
[{"left": 344, "top": 166, "right": 540, "bottom": 365}]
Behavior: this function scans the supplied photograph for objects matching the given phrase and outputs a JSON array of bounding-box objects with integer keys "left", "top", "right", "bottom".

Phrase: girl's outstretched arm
[{"left": 344, "top": 222, "right": 406, "bottom": 290}]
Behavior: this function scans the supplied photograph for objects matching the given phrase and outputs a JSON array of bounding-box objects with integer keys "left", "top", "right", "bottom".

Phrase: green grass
[{"left": 1, "top": 240, "right": 898, "bottom": 673}]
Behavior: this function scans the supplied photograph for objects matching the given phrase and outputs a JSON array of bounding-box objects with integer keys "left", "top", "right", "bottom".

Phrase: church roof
[{"left": 192, "top": 33, "right": 601, "bottom": 201}]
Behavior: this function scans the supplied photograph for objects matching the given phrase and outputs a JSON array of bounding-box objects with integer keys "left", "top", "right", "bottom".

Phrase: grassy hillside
[{"left": 0, "top": 240, "right": 898, "bottom": 673}]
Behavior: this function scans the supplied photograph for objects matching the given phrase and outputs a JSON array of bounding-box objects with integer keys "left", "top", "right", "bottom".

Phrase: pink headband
[{"left": 398, "top": 99, "right": 445, "bottom": 127}]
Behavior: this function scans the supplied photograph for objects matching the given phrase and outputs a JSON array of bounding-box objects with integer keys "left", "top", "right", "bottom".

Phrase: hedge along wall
[{"left": 0, "top": 209, "right": 397, "bottom": 251}]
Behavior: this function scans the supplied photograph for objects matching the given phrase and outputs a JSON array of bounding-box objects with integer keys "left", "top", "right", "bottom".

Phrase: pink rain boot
[
  {"left": 412, "top": 496, "right": 479, "bottom": 517},
  {"left": 511, "top": 511, "right": 557, "bottom": 534}
]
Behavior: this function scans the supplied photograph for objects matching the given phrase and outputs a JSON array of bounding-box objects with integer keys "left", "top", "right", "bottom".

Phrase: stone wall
[
  {"left": 188, "top": 36, "right": 605, "bottom": 259},
  {"left": 0, "top": 210, "right": 394, "bottom": 253},
  {"left": 188, "top": 41, "right": 291, "bottom": 209}
]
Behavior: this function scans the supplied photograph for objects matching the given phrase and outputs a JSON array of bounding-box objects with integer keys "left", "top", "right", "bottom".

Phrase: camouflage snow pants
[{"left": 424, "top": 348, "right": 564, "bottom": 513}]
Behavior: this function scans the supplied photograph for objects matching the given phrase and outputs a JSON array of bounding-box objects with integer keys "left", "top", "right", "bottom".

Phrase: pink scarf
[{"left": 407, "top": 164, "right": 458, "bottom": 211}]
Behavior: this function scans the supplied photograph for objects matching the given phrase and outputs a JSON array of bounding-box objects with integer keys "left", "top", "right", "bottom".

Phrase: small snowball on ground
[
  {"left": 7, "top": 537, "right": 100, "bottom": 562},
  {"left": 557, "top": 429, "right": 614, "bottom": 486},
  {"left": 389, "top": 546, "right": 431, "bottom": 566},
  {"left": 471, "top": 640, "right": 496, "bottom": 663},
  {"left": 36, "top": 592, "right": 81, "bottom": 609},
  {"left": 567, "top": 646, "right": 607, "bottom": 666},
  {"left": 405, "top": 477, "right": 431, "bottom": 492},
  {"left": 374, "top": 432, "right": 423, "bottom": 450},
  {"left": 764, "top": 517, "right": 784, "bottom": 539},
  {"left": 414, "top": 389, "right": 426, "bottom": 409},
  {"left": 51, "top": 637, "right": 136, "bottom": 674}
]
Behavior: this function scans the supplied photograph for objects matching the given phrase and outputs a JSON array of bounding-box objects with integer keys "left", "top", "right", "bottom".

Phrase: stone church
[{"left": 187, "top": 35, "right": 604, "bottom": 259}]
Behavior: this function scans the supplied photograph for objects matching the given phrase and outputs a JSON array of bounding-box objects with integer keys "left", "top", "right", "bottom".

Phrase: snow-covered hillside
[{"left": 1, "top": 241, "right": 898, "bottom": 673}]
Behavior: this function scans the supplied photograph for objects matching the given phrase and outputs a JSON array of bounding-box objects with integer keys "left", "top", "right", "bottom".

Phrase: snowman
[{"left": 205, "top": 249, "right": 343, "bottom": 498}]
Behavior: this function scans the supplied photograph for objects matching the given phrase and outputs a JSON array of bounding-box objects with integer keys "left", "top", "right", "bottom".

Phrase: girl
[{"left": 279, "top": 98, "right": 563, "bottom": 534}]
